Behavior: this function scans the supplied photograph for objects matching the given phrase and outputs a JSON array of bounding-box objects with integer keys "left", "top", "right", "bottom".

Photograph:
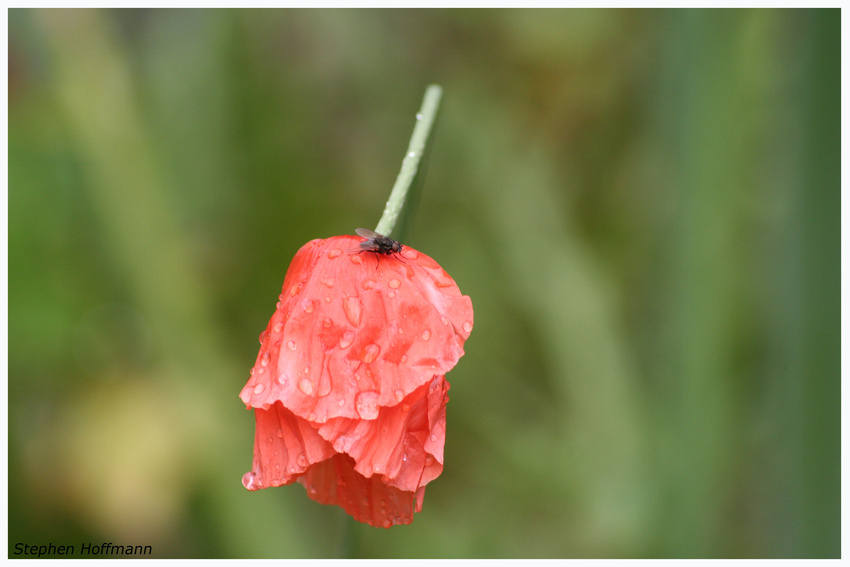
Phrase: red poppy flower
[{"left": 240, "top": 233, "right": 473, "bottom": 527}]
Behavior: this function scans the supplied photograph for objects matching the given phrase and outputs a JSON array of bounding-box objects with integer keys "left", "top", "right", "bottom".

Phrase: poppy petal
[
  {"left": 242, "top": 401, "right": 335, "bottom": 491},
  {"left": 297, "top": 453, "right": 425, "bottom": 528},
  {"left": 316, "top": 375, "right": 449, "bottom": 493},
  {"left": 240, "top": 235, "right": 472, "bottom": 425}
]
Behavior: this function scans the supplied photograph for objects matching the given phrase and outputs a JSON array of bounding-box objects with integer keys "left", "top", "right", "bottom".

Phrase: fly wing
[{"left": 355, "top": 228, "right": 382, "bottom": 239}]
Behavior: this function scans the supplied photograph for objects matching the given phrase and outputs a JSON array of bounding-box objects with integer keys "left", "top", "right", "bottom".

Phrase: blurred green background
[{"left": 8, "top": 8, "right": 839, "bottom": 558}]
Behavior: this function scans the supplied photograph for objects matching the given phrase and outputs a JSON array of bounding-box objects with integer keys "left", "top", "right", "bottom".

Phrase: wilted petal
[
  {"left": 242, "top": 402, "right": 335, "bottom": 491},
  {"left": 297, "top": 454, "right": 426, "bottom": 528},
  {"left": 317, "top": 375, "right": 449, "bottom": 492}
]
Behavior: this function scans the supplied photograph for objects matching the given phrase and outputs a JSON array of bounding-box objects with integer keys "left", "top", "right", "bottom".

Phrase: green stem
[{"left": 374, "top": 84, "right": 443, "bottom": 239}]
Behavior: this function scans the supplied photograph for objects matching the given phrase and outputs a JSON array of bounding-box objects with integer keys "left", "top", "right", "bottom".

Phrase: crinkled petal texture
[{"left": 240, "top": 235, "right": 473, "bottom": 527}]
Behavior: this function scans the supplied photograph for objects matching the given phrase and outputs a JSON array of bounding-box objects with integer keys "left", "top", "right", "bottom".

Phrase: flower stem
[{"left": 374, "top": 84, "right": 443, "bottom": 240}]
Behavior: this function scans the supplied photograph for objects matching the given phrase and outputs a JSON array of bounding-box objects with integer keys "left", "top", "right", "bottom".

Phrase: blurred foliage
[{"left": 8, "top": 8, "right": 839, "bottom": 558}]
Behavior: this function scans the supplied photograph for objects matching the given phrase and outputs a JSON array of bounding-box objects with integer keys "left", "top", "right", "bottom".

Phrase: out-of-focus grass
[{"left": 8, "top": 8, "right": 839, "bottom": 558}]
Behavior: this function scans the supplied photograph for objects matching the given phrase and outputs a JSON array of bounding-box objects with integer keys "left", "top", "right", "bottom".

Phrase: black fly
[{"left": 353, "top": 228, "right": 405, "bottom": 268}]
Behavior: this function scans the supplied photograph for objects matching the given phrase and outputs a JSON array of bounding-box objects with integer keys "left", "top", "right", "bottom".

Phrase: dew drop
[
  {"left": 402, "top": 403, "right": 410, "bottom": 412},
  {"left": 355, "top": 391, "right": 380, "bottom": 419},
  {"left": 387, "top": 290, "right": 396, "bottom": 298},
  {"left": 416, "top": 113, "right": 423, "bottom": 120},
  {"left": 328, "top": 248, "right": 342, "bottom": 259},
  {"left": 303, "top": 366, "right": 311, "bottom": 375},
  {"left": 273, "top": 321, "right": 283, "bottom": 333},
  {"left": 421, "top": 329, "right": 431, "bottom": 341},
  {"left": 297, "top": 453, "right": 308, "bottom": 467},
  {"left": 290, "top": 282, "right": 303, "bottom": 296},
  {"left": 388, "top": 278, "right": 401, "bottom": 289},
  {"left": 261, "top": 352, "right": 271, "bottom": 366},
  {"left": 242, "top": 472, "right": 259, "bottom": 490},
  {"left": 277, "top": 372, "right": 289, "bottom": 386},
  {"left": 350, "top": 254, "right": 362, "bottom": 265},
  {"left": 343, "top": 296, "right": 362, "bottom": 326},
  {"left": 286, "top": 340, "right": 297, "bottom": 351},
  {"left": 324, "top": 296, "right": 331, "bottom": 303},
  {"left": 394, "top": 389, "right": 405, "bottom": 402},
  {"left": 298, "top": 378, "right": 314, "bottom": 396},
  {"left": 338, "top": 398, "right": 345, "bottom": 407},
  {"left": 361, "top": 279, "right": 377, "bottom": 290},
  {"left": 303, "top": 299, "right": 316, "bottom": 313},
  {"left": 259, "top": 330, "right": 267, "bottom": 343},
  {"left": 430, "top": 434, "right": 437, "bottom": 442},
  {"left": 400, "top": 354, "right": 408, "bottom": 363},
  {"left": 339, "top": 330, "right": 355, "bottom": 349},
  {"left": 253, "top": 383, "right": 265, "bottom": 395},
  {"left": 308, "top": 412, "right": 317, "bottom": 421},
  {"left": 321, "top": 276, "right": 335, "bottom": 288},
  {"left": 257, "top": 367, "right": 265, "bottom": 375},
  {"left": 361, "top": 343, "right": 381, "bottom": 363},
  {"left": 463, "top": 321, "right": 473, "bottom": 332}
]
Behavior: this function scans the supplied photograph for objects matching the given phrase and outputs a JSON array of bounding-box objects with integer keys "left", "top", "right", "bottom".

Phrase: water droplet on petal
[
  {"left": 308, "top": 484, "right": 318, "bottom": 495},
  {"left": 421, "top": 329, "right": 431, "bottom": 341},
  {"left": 339, "top": 330, "right": 355, "bottom": 349},
  {"left": 290, "top": 282, "right": 303, "bottom": 296},
  {"left": 338, "top": 398, "right": 345, "bottom": 406},
  {"left": 277, "top": 372, "right": 289, "bottom": 386},
  {"left": 273, "top": 321, "right": 283, "bottom": 333},
  {"left": 242, "top": 472, "right": 259, "bottom": 490},
  {"left": 388, "top": 278, "right": 401, "bottom": 289},
  {"left": 463, "top": 321, "right": 473, "bottom": 332},
  {"left": 402, "top": 403, "right": 410, "bottom": 412},
  {"left": 387, "top": 290, "right": 396, "bottom": 298},
  {"left": 361, "top": 343, "right": 380, "bottom": 363},
  {"left": 298, "top": 378, "right": 314, "bottom": 396},
  {"left": 323, "top": 296, "right": 331, "bottom": 303},
  {"left": 328, "top": 248, "right": 342, "bottom": 259},
  {"left": 253, "top": 383, "right": 265, "bottom": 395},
  {"left": 261, "top": 352, "right": 271, "bottom": 366},
  {"left": 355, "top": 391, "right": 380, "bottom": 419},
  {"left": 303, "top": 299, "right": 316, "bottom": 313},
  {"left": 394, "top": 389, "right": 405, "bottom": 402},
  {"left": 259, "top": 330, "right": 267, "bottom": 343},
  {"left": 350, "top": 254, "right": 362, "bottom": 265},
  {"left": 343, "top": 296, "right": 362, "bottom": 326},
  {"left": 286, "top": 340, "right": 297, "bottom": 351},
  {"left": 400, "top": 354, "right": 408, "bottom": 363}
]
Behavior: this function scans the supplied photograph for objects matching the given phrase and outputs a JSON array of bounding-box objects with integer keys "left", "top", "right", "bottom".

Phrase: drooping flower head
[{"left": 240, "top": 233, "right": 473, "bottom": 527}]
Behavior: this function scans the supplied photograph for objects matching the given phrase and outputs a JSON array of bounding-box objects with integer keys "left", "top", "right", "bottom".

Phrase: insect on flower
[{"left": 353, "top": 228, "right": 405, "bottom": 267}]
